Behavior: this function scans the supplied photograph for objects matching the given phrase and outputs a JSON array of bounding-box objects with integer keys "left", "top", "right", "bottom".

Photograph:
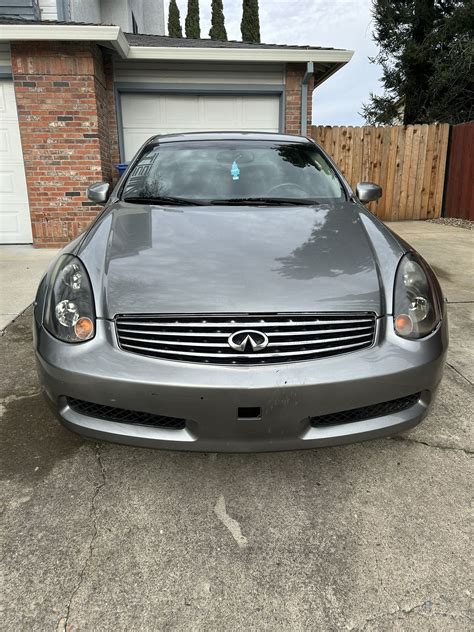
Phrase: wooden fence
[
  {"left": 444, "top": 121, "right": 474, "bottom": 220},
  {"left": 310, "top": 124, "right": 450, "bottom": 221}
]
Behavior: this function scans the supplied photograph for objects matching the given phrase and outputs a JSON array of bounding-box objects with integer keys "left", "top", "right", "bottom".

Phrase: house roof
[
  {"left": 0, "top": 17, "right": 342, "bottom": 51},
  {"left": 124, "top": 32, "right": 339, "bottom": 52},
  {"left": 0, "top": 17, "right": 353, "bottom": 72}
]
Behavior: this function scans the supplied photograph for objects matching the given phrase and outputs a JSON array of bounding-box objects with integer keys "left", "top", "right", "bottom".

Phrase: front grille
[
  {"left": 115, "top": 313, "right": 377, "bottom": 365},
  {"left": 67, "top": 398, "right": 186, "bottom": 430},
  {"left": 310, "top": 393, "right": 421, "bottom": 427}
]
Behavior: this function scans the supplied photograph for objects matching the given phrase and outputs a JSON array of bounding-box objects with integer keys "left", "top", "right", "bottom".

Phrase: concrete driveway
[
  {"left": 0, "top": 245, "right": 58, "bottom": 330},
  {"left": 1, "top": 221, "right": 472, "bottom": 631}
]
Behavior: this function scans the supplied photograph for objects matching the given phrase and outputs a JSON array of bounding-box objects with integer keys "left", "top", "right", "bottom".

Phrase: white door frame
[{"left": 0, "top": 75, "right": 32, "bottom": 244}]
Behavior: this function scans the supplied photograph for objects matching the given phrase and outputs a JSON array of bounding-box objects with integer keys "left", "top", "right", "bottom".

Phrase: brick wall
[
  {"left": 11, "top": 41, "right": 118, "bottom": 247},
  {"left": 284, "top": 63, "right": 314, "bottom": 136}
]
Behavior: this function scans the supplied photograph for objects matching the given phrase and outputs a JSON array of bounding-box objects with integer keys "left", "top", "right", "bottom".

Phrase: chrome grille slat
[
  {"left": 115, "top": 313, "right": 376, "bottom": 365},
  {"left": 116, "top": 325, "right": 374, "bottom": 338},
  {"left": 116, "top": 318, "right": 374, "bottom": 328},
  {"left": 120, "top": 339, "right": 371, "bottom": 359}
]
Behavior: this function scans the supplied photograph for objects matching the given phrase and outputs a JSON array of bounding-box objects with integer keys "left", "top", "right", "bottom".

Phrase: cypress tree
[
  {"left": 209, "top": 0, "right": 227, "bottom": 41},
  {"left": 168, "top": 0, "right": 183, "bottom": 38},
  {"left": 241, "top": 0, "right": 260, "bottom": 43},
  {"left": 185, "top": 0, "right": 201, "bottom": 39}
]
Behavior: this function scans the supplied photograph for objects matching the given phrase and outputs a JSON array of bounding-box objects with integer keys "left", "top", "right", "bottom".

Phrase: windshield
[{"left": 121, "top": 140, "right": 346, "bottom": 204}]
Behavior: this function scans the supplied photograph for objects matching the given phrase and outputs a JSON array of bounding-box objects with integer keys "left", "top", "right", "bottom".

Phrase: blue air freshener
[{"left": 231, "top": 161, "right": 240, "bottom": 180}]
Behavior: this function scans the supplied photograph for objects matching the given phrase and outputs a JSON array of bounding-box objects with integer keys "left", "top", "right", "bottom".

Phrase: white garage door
[
  {"left": 121, "top": 93, "right": 280, "bottom": 160},
  {"left": 0, "top": 79, "right": 32, "bottom": 244}
]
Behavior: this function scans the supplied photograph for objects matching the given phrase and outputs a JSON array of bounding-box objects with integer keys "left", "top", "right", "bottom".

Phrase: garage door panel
[
  {"left": 0, "top": 164, "right": 31, "bottom": 202},
  {"left": 121, "top": 93, "right": 280, "bottom": 160},
  {"left": 242, "top": 97, "right": 280, "bottom": 125},
  {"left": 200, "top": 96, "right": 240, "bottom": 124},
  {"left": 0, "top": 203, "right": 31, "bottom": 240},
  {"left": 121, "top": 94, "right": 161, "bottom": 127},
  {"left": 163, "top": 95, "right": 200, "bottom": 124},
  {"left": 0, "top": 125, "right": 26, "bottom": 163}
]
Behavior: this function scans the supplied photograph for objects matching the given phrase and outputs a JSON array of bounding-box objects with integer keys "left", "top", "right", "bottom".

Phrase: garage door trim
[{"left": 115, "top": 82, "right": 285, "bottom": 161}]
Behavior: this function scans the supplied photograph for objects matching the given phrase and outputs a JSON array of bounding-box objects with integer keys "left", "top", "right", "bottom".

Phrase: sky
[{"left": 164, "top": 0, "right": 383, "bottom": 126}]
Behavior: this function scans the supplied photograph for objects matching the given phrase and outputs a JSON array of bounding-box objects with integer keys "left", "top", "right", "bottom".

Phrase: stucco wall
[
  {"left": 100, "top": 0, "right": 129, "bottom": 30},
  {"left": 141, "top": 0, "right": 165, "bottom": 35},
  {"left": 38, "top": 0, "right": 57, "bottom": 20},
  {"left": 69, "top": 0, "right": 101, "bottom": 24}
]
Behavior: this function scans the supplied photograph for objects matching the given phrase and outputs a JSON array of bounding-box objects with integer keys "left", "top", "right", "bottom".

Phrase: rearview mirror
[
  {"left": 87, "top": 182, "right": 110, "bottom": 205},
  {"left": 356, "top": 182, "right": 382, "bottom": 204}
]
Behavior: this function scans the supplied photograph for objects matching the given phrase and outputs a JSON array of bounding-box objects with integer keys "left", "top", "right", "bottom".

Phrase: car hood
[{"left": 80, "top": 201, "right": 388, "bottom": 318}]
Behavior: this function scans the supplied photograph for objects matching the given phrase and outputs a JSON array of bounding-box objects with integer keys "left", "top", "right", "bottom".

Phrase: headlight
[
  {"left": 44, "top": 255, "right": 95, "bottom": 343},
  {"left": 393, "top": 252, "right": 442, "bottom": 339}
]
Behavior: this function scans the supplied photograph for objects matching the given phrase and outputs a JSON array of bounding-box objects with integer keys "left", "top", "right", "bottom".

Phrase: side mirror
[
  {"left": 87, "top": 182, "right": 110, "bottom": 205},
  {"left": 356, "top": 182, "right": 382, "bottom": 204}
]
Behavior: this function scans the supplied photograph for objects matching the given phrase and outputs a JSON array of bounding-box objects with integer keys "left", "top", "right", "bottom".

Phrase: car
[{"left": 33, "top": 132, "right": 448, "bottom": 452}]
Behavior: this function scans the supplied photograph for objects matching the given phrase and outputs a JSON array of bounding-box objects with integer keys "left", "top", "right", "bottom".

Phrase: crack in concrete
[
  {"left": 0, "top": 390, "right": 40, "bottom": 404},
  {"left": 447, "top": 361, "right": 473, "bottom": 386},
  {"left": 357, "top": 599, "right": 470, "bottom": 630},
  {"left": 0, "top": 390, "right": 41, "bottom": 416},
  {"left": 58, "top": 443, "right": 106, "bottom": 632},
  {"left": 390, "top": 435, "right": 473, "bottom": 455}
]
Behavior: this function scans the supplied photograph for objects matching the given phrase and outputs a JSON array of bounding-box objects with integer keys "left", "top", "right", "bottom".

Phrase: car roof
[{"left": 146, "top": 131, "right": 313, "bottom": 145}]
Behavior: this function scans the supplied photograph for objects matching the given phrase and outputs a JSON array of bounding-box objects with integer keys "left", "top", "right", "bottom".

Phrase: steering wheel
[{"left": 266, "top": 183, "right": 308, "bottom": 196}]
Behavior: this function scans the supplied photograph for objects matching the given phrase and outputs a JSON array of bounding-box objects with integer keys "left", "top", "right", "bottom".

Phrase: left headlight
[
  {"left": 44, "top": 255, "right": 95, "bottom": 343},
  {"left": 393, "top": 252, "right": 443, "bottom": 339}
]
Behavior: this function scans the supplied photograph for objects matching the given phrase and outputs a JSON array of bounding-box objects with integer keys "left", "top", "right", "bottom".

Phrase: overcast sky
[{"left": 165, "top": 0, "right": 383, "bottom": 125}]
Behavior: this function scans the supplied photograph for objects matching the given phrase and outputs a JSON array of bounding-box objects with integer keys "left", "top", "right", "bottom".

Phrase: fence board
[
  {"left": 413, "top": 125, "right": 427, "bottom": 219},
  {"left": 444, "top": 122, "right": 473, "bottom": 220},
  {"left": 433, "top": 125, "right": 450, "bottom": 218},
  {"left": 406, "top": 125, "right": 421, "bottom": 218},
  {"left": 420, "top": 124, "right": 435, "bottom": 219},
  {"left": 311, "top": 123, "right": 450, "bottom": 221}
]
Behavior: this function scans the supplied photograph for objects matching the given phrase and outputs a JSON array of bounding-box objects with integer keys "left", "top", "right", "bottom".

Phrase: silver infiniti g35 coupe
[{"left": 34, "top": 132, "right": 448, "bottom": 452}]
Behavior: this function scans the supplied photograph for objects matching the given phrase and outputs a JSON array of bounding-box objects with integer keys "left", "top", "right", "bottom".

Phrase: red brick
[
  {"left": 12, "top": 41, "right": 118, "bottom": 247},
  {"left": 284, "top": 64, "right": 314, "bottom": 136}
]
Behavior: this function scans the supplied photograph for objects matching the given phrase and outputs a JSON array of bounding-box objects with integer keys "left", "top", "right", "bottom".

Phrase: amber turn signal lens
[
  {"left": 74, "top": 317, "right": 94, "bottom": 340},
  {"left": 395, "top": 314, "right": 414, "bottom": 336}
]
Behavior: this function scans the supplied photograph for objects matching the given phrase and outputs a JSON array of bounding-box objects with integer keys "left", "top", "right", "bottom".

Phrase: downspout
[{"left": 301, "top": 61, "right": 314, "bottom": 136}]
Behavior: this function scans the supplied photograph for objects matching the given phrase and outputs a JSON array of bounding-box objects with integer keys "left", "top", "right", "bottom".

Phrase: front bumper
[{"left": 35, "top": 317, "right": 447, "bottom": 452}]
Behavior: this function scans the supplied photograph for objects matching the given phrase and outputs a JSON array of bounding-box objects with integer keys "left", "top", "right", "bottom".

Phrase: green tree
[
  {"left": 241, "top": 0, "right": 260, "bottom": 43},
  {"left": 185, "top": 0, "right": 200, "bottom": 39},
  {"left": 362, "top": 0, "right": 474, "bottom": 125},
  {"left": 168, "top": 0, "right": 183, "bottom": 38},
  {"left": 209, "top": 0, "right": 227, "bottom": 40}
]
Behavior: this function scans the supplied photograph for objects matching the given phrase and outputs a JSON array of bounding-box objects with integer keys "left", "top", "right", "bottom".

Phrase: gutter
[
  {"left": 0, "top": 23, "right": 130, "bottom": 58},
  {"left": 301, "top": 61, "right": 314, "bottom": 136}
]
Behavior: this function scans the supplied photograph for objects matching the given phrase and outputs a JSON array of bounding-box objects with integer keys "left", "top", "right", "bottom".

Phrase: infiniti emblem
[{"left": 228, "top": 330, "right": 269, "bottom": 353}]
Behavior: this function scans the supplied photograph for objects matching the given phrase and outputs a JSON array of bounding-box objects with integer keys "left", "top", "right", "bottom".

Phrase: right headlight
[
  {"left": 44, "top": 255, "right": 96, "bottom": 343},
  {"left": 393, "top": 252, "right": 443, "bottom": 339}
]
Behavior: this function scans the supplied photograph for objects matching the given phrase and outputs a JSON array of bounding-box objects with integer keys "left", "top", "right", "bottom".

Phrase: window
[{"left": 122, "top": 141, "right": 346, "bottom": 204}]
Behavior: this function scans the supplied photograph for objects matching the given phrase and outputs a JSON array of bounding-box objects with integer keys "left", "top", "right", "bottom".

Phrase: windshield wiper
[
  {"left": 123, "top": 196, "right": 205, "bottom": 206},
  {"left": 210, "top": 197, "right": 319, "bottom": 206}
]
